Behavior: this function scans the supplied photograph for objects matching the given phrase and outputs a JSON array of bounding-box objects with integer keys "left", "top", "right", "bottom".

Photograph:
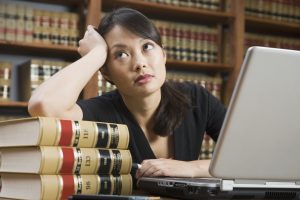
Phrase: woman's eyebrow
[{"left": 111, "top": 44, "right": 127, "bottom": 50}]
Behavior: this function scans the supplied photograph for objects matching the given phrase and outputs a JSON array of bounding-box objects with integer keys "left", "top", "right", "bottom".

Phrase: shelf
[
  {"left": 102, "top": 0, "right": 234, "bottom": 24},
  {"left": 0, "top": 40, "right": 80, "bottom": 60},
  {"left": 246, "top": 16, "right": 300, "bottom": 37},
  {"left": 0, "top": 101, "right": 28, "bottom": 108},
  {"left": 0, "top": 101, "right": 29, "bottom": 116},
  {"left": 166, "top": 60, "right": 233, "bottom": 71},
  {"left": 26, "top": 0, "right": 82, "bottom": 6}
]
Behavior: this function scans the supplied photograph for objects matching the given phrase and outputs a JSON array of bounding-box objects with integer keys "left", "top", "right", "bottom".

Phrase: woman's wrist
[{"left": 86, "top": 45, "right": 107, "bottom": 69}]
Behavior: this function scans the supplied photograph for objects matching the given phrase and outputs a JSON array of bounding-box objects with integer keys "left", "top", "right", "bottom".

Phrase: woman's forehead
[
  {"left": 105, "top": 25, "right": 141, "bottom": 41},
  {"left": 105, "top": 25, "right": 150, "bottom": 47}
]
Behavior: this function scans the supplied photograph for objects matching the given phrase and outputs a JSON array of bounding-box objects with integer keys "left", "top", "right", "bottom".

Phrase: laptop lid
[
  {"left": 209, "top": 46, "right": 300, "bottom": 181},
  {"left": 137, "top": 47, "right": 300, "bottom": 199}
]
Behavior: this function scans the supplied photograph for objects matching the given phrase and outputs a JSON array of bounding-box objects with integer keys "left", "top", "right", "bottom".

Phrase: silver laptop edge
[{"left": 209, "top": 47, "right": 300, "bottom": 190}]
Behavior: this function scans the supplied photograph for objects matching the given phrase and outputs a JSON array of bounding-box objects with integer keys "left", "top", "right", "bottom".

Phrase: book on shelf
[
  {"left": 0, "top": 60, "right": 12, "bottom": 101},
  {"left": 0, "top": 1, "right": 79, "bottom": 46},
  {"left": 17, "top": 59, "right": 70, "bottom": 101},
  {"left": 0, "top": 146, "right": 132, "bottom": 175},
  {"left": 245, "top": 0, "right": 300, "bottom": 23},
  {"left": 142, "top": 0, "right": 222, "bottom": 11},
  {"left": 0, "top": 117, "right": 129, "bottom": 149},
  {"left": 0, "top": 173, "right": 132, "bottom": 199}
]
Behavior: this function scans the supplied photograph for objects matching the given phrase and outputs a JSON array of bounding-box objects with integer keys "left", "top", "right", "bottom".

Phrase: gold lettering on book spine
[
  {"left": 76, "top": 121, "right": 98, "bottom": 147},
  {"left": 78, "top": 148, "right": 99, "bottom": 174},
  {"left": 79, "top": 175, "right": 100, "bottom": 195},
  {"left": 39, "top": 117, "right": 60, "bottom": 146}
]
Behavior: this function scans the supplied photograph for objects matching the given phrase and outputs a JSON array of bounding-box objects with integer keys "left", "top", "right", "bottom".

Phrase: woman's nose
[{"left": 133, "top": 55, "right": 147, "bottom": 71}]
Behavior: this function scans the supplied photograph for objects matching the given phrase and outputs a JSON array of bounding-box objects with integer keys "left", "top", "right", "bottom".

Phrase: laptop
[{"left": 137, "top": 47, "right": 300, "bottom": 199}]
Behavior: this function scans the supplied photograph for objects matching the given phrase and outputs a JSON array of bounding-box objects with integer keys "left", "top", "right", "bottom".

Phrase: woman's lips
[{"left": 135, "top": 74, "right": 154, "bottom": 84}]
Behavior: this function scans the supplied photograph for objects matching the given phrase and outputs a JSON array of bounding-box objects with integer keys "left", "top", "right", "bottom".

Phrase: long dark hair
[{"left": 98, "top": 8, "right": 191, "bottom": 136}]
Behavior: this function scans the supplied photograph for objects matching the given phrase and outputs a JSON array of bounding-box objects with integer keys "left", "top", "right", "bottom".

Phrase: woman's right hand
[{"left": 77, "top": 25, "right": 108, "bottom": 58}]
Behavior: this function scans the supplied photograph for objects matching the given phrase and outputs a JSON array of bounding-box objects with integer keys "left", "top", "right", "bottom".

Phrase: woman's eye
[
  {"left": 143, "top": 43, "right": 154, "bottom": 51},
  {"left": 115, "top": 52, "right": 128, "bottom": 59}
]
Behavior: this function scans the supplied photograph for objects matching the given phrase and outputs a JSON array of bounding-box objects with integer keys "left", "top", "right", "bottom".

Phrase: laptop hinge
[{"left": 221, "top": 180, "right": 300, "bottom": 191}]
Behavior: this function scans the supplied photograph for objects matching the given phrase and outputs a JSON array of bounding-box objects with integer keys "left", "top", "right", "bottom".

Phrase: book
[
  {"left": 0, "top": 173, "right": 132, "bottom": 199},
  {"left": 0, "top": 117, "right": 129, "bottom": 149},
  {"left": 0, "top": 146, "right": 132, "bottom": 175},
  {"left": 17, "top": 59, "right": 69, "bottom": 101}
]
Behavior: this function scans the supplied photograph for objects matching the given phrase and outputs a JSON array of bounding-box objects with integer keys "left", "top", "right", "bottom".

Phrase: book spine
[
  {"left": 41, "top": 174, "right": 132, "bottom": 199},
  {"left": 40, "top": 147, "right": 132, "bottom": 175},
  {"left": 39, "top": 117, "right": 129, "bottom": 149}
]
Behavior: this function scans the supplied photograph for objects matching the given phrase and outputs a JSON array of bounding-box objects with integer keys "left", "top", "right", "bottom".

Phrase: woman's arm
[
  {"left": 28, "top": 26, "right": 107, "bottom": 120},
  {"left": 136, "top": 159, "right": 212, "bottom": 178}
]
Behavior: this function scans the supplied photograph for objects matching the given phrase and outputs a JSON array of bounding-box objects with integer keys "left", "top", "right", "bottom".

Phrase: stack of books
[{"left": 0, "top": 117, "right": 133, "bottom": 200}]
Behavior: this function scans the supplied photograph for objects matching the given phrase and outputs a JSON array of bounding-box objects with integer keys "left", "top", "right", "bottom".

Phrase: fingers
[{"left": 136, "top": 159, "right": 170, "bottom": 178}]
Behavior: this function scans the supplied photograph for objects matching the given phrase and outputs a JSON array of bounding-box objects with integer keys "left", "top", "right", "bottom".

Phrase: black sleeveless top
[{"left": 77, "top": 82, "right": 226, "bottom": 164}]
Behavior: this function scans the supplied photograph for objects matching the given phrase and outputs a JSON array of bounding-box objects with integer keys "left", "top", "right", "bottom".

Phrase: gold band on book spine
[
  {"left": 37, "top": 117, "right": 129, "bottom": 148},
  {"left": 41, "top": 175, "right": 61, "bottom": 200},
  {"left": 39, "top": 117, "right": 59, "bottom": 146},
  {"left": 115, "top": 124, "right": 129, "bottom": 149},
  {"left": 118, "top": 149, "right": 132, "bottom": 175},
  {"left": 39, "top": 147, "right": 131, "bottom": 174},
  {"left": 120, "top": 174, "right": 132, "bottom": 195},
  {"left": 40, "top": 146, "right": 62, "bottom": 174},
  {"left": 40, "top": 174, "right": 131, "bottom": 199}
]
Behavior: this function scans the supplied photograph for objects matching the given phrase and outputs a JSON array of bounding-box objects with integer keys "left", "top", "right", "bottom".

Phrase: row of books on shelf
[
  {"left": 244, "top": 32, "right": 300, "bottom": 54},
  {"left": 0, "top": 59, "right": 70, "bottom": 101},
  {"left": 97, "top": 69, "right": 222, "bottom": 104},
  {"left": 143, "top": 0, "right": 222, "bottom": 10},
  {"left": 245, "top": 0, "right": 300, "bottom": 23},
  {"left": 153, "top": 19, "right": 219, "bottom": 63},
  {"left": 144, "top": 0, "right": 300, "bottom": 24},
  {"left": 0, "top": 2, "right": 79, "bottom": 46},
  {"left": 0, "top": 117, "right": 132, "bottom": 199},
  {"left": 0, "top": 57, "right": 223, "bottom": 103}
]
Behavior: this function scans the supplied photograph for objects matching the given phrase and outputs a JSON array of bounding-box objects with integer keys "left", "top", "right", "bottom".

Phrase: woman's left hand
[{"left": 136, "top": 158, "right": 211, "bottom": 178}]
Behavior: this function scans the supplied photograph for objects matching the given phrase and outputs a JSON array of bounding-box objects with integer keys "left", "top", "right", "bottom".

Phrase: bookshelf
[
  {"left": 0, "top": 0, "right": 300, "bottom": 117},
  {"left": 0, "top": 40, "right": 79, "bottom": 58}
]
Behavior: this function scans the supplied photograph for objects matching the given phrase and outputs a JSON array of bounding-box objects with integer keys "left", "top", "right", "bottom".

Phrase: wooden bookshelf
[
  {"left": 102, "top": 0, "right": 234, "bottom": 24},
  {"left": 246, "top": 16, "right": 300, "bottom": 37},
  {"left": 0, "top": 40, "right": 79, "bottom": 59},
  {"left": 0, "top": 101, "right": 29, "bottom": 117},
  {"left": 0, "top": 101, "right": 28, "bottom": 107},
  {"left": 166, "top": 60, "right": 233, "bottom": 71}
]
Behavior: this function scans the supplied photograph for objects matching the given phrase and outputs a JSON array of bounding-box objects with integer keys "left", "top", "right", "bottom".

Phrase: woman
[{"left": 28, "top": 8, "right": 226, "bottom": 179}]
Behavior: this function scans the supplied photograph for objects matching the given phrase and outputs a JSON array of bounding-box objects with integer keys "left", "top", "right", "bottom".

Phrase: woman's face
[{"left": 103, "top": 25, "right": 166, "bottom": 98}]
